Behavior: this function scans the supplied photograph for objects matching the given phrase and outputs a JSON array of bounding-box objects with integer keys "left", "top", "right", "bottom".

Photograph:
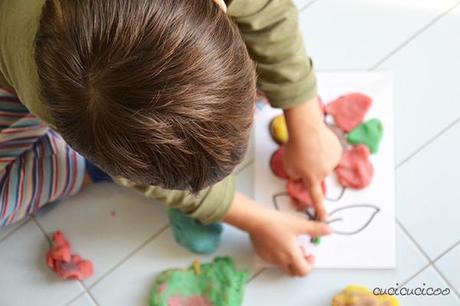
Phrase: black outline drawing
[{"left": 273, "top": 188, "right": 381, "bottom": 236}]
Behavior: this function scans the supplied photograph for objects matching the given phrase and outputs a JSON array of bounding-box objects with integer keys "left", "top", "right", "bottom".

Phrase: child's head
[{"left": 35, "top": 0, "right": 256, "bottom": 192}]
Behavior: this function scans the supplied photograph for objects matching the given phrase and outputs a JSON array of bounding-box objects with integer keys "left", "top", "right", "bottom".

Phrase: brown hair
[{"left": 35, "top": 0, "right": 256, "bottom": 192}]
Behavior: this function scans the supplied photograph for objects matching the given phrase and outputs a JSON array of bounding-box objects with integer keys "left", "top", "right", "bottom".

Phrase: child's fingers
[
  {"left": 294, "top": 218, "right": 331, "bottom": 236},
  {"left": 289, "top": 253, "right": 313, "bottom": 277},
  {"left": 307, "top": 181, "right": 327, "bottom": 221},
  {"left": 300, "top": 246, "right": 316, "bottom": 264},
  {"left": 282, "top": 264, "right": 295, "bottom": 276},
  {"left": 305, "top": 254, "right": 315, "bottom": 265}
]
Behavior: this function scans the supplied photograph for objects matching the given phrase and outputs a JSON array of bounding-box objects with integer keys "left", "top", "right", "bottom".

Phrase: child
[{"left": 0, "top": 0, "right": 342, "bottom": 276}]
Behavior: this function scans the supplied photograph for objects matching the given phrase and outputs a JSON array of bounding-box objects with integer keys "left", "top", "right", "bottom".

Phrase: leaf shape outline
[{"left": 327, "top": 204, "right": 380, "bottom": 235}]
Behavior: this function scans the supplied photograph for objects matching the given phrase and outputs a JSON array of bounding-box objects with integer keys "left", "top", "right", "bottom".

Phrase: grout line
[
  {"left": 371, "top": 1, "right": 460, "bottom": 70},
  {"left": 431, "top": 239, "right": 460, "bottom": 299},
  {"left": 88, "top": 223, "right": 170, "bottom": 289},
  {"left": 31, "top": 216, "right": 52, "bottom": 243},
  {"left": 299, "top": 0, "right": 322, "bottom": 13},
  {"left": 64, "top": 292, "right": 86, "bottom": 306},
  {"left": 398, "top": 262, "right": 460, "bottom": 300},
  {"left": 432, "top": 240, "right": 460, "bottom": 263},
  {"left": 79, "top": 281, "right": 100, "bottom": 306},
  {"left": 432, "top": 264, "right": 460, "bottom": 299},
  {"left": 396, "top": 220, "right": 433, "bottom": 263},
  {"left": 64, "top": 289, "right": 100, "bottom": 306},
  {"left": 398, "top": 264, "right": 431, "bottom": 288},
  {"left": 397, "top": 220, "right": 460, "bottom": 296},
  {"left": 248, "top": 268, "right": 266, "bottom": 283},
  {"left": 395, "top": 221, "right": 434, "bottom": 287},
  {"left": 396, "top": 116, "right": 460, "bottom": 168},
  {"left": 0, "top": 218, "right": 31, "bottom": 244}
]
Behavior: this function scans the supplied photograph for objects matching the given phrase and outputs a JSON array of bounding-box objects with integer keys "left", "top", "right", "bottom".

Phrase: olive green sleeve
[
  {"left": 227, "top": 0, "right": 317, "bottom": 109},
  {"left": 115, "top": 175, "right": 235, "bottom": 225}
]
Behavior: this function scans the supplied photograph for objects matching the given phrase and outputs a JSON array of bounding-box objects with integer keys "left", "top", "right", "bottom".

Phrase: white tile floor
[{"left": 1, "top": 1, "right": 460, "bottom": 305}]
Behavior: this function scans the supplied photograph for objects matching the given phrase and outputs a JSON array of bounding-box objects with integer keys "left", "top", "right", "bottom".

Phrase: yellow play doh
[
  {"left": 332, "top": 285, "right": 400, "bottom": 306},
  {"left": 270, "top": 115, "right": 288, "bottom": 144}
]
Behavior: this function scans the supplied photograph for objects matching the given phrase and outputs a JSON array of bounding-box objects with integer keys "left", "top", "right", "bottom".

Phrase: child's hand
[
  {"left": 283, "top": 97, "right": 343, "bottom": 221},
  {"left": 249, "top": 209, "right": 331, "bottom": 276},
  {"left": 224, "top": 193, "right": 331, "bottom": 277}
]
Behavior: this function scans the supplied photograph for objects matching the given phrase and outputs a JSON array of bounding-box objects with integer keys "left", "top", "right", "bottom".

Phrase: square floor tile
[
  {"left": 435, "top": 242, "right": 460, "bottom": 292},
  {"left": 243, "top": 225, "right": 428, "bottom": 306},
  {"left": 379, "top": 5, "right": 460, "bottom": 162},
  {"left": 67, "top": 293, "right": 97, "bottom": 306},
  {"left": 91, "top": 225, "right": 257, "bottom": 306},
  {"left": 299, "top": 0, "right": 457, "bottom": 70},
  {"left": 36, "top": 183, "right": 169, "bottom": 287},
  {"left": 0, "top": 220, "right": 83, "bottom": 306},
  {"left": 398, "top": 266, "right": 459, "bottom": 306},
  {"left": 397, "top": 122, "right": 460, "bottom": 259}
]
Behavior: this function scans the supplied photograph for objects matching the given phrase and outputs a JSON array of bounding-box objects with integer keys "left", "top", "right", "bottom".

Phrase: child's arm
[
  {"left": 224, "top": 192, "right": 331, "bottom": 276},
  {"left": 228, "top": 0, "right": 342, "bottom": 218}
]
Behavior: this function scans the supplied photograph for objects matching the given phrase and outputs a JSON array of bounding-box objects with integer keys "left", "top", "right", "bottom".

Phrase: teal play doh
[{"left": 168, "top": 208, "right": 223, "bottom": 254}]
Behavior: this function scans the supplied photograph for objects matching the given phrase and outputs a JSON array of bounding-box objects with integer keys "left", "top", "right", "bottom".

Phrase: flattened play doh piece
[
  {"left": 347, "top": 118, "right": 383, "bottom": 154},
  {"left": 332, "top": 285, "right": 400, "bottom": 306},
  {"left": 325, "top": 93, "right": 372, "bottom": 132},
  {"left": 336, "top": 145, "right": 373, "bottom": 189},
  {"left": 46, "top": 231, "right": 94, "bottom": 280},
  {"left": 168, "top": 208, "right": 223, "bottom": 255},
  {"left": 270, "top": 146, "right": 288, "bottom": 179},
  {"left": 149, "top": 257, "right": 248, "bottom": 306},
  {"left": 287, "top": 180, "right": 327, "bottom": 210},
  {"left": 270, "top": 114, "right": 288, "bottom": 144}
]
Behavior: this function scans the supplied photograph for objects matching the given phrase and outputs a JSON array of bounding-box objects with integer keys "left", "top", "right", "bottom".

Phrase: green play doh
[
  {"left": 149, "top": 257, "right": 248, "bottom": 306},
  {"left": 347, "top": 118, "right": 383, "bottom": 154},
  {"left": 168, "top": 208, "right": 223, "bottom": 254},
  {"left": 311, "top": 237, "right": 321, "bottom": 245}
]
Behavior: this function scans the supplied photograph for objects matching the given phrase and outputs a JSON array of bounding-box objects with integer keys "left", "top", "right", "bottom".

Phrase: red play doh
[
  {"left": 287, "top": 180, "right": 327, "bottom": 210},
  {"left": 46, "top": 231, "right": 94, "bottom": 280},
  {"left": 168, "top": 296, "right": 214, "bottom": 306},
  {"left": 54, "top": 255, "right": 94, "bottom": 280},
  {"left": 270, "top": 146, "right": 288, "bottom": 179},
  {"left": 46, "top": 231, "right": 71, "bottom": 269},
  {"left": 325, "top": 93, "right": 372, "bottom": 132},
  {"left": 336, "top": 145, "right": 374, "bottom": 189}
]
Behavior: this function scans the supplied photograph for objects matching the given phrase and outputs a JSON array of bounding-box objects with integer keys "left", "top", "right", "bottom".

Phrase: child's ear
[
  {"left": 328, "top": 204, "right": 380, "bottom": 235},
  {"left": 212, "top": 0, "right": 227, "bottom": 12}
]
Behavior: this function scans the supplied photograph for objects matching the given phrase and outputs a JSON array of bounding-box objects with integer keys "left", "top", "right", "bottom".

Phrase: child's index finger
[{"left": 307, "top": 180, "right": 327, "bottom": 222}]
